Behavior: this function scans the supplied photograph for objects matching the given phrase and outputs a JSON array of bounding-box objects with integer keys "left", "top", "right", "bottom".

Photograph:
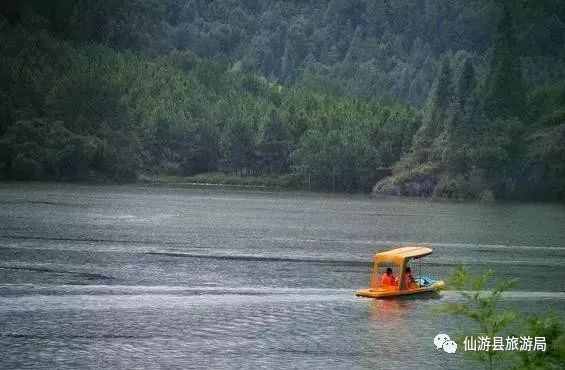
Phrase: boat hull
[{"left": 355, "top": 280, "right": 445, "bottom": 299}]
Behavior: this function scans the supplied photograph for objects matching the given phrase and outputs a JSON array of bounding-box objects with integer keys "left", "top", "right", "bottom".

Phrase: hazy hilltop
[{"left": 1, "top": 0, "right": 564, "bottom": 200}]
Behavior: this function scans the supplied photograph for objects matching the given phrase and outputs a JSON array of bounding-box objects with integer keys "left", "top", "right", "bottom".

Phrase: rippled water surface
[{"left": 1, "top": 183, "right": 564, "bottom": 369}]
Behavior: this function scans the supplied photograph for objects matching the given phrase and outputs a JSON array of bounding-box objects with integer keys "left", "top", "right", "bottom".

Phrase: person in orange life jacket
[
  {"left": 402, "top": 266, "right": 418, "bottom": 289},
  {"left": 381, "top": 267, "right": 397, "bottom": 288}
]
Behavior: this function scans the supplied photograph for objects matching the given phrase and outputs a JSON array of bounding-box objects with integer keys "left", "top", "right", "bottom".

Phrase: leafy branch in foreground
[
  {"left": 440, "top": 266, "right": 565, "bottom": 370},
  {"left": 513, "top": 315, "right": 565, "bottom": 370},
  {"left": 440, "top": 266, "right": 517, "bottom": 370}
]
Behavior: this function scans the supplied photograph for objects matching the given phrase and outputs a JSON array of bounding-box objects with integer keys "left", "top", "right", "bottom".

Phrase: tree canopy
[{"left": 1, "top": 0, "right": 564, "bottom": 200}]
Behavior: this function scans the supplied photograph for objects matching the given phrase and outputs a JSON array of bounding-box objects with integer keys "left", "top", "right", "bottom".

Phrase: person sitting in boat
[
  {"left": 381, "top": 267, "right": 398, "bottom": 289},
  {"left": 402, "top": 266, "right": 418, "bottom": 289}
]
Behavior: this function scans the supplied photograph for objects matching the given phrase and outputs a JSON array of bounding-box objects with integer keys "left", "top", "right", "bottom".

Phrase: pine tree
[
  {"left": 484, "top": 4, "right": 525, "bottom": 119},
  {"left": 222, "top": 118, "right": 256, "bottom": 175},
  {"left": 257, "top": 109, "right": 291, "bottom": 174},
  {"left": 410, "top": 57, "right": 453, "bottom": 164},
  {"left": 445, "top": 58, "right": 477, "bottom": 173}
]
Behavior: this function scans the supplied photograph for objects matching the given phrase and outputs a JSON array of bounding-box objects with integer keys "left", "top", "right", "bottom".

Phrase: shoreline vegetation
[
  {"left": 0, "top": 176, "right": 550, "bottom": 206},
  {"left": 1, "top": 1, "right": 564, "bottom": 202},
  {"left": 440, "top": 267, "right": 565, "bottom": 370},
  {"left": 143, "top": 173, "right": 301, "bottom": 190}
]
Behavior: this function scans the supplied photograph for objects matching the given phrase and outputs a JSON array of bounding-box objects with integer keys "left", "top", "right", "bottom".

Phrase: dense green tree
[
  {"left": 6, "top": 0, "right": 565, "bottom": 106},
  {"left": 409, "top": 57, "right": 453, "bottom": 165},
  {"left": 257, "top": 110, "right": 291, "bottom": 174},
  {"left": 1, "top": 0, "right": 565, "bottom": 200},
  {"left": 445, "top": 58, "right": 477, "bottom": 174},
  {"left": 483, "top": 4, "right": 525, "bottom": 120},
  {"left": 0, "top": 118, "right": 108, "bottom": 180},
  {"left": 221, "top": 117, "right": 257, "bottom": 175}
]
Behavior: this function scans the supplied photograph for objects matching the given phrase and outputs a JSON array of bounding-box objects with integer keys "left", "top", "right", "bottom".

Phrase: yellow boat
[{"left": 355, "top": 245, "right": 445, "bottom": 299}]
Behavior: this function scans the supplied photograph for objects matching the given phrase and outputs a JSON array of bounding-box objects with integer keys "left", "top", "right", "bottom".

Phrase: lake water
[{"left": 1, "top": 183, "right": 564, "bottom": 369}]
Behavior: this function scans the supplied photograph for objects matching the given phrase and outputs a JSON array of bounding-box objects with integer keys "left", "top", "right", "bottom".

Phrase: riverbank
[
  {"left": 2, "top": 174, "right": 564, "bottom": 204},
  {"left": 139, "top": 172, "right": 303, "bottom": 190}
]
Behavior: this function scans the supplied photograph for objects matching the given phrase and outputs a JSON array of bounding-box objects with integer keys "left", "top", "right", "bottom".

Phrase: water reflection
[
  {"left": 369, "top": 299, "right": 406, "bottom": 322},
  {"left": 367, "top": 292, "right": 445, "bottom": 342},
  {"left": 368, "top": 292, "right": 443, "bottom": 319},
  {"left": 368, "top": 298, "right": 414, "bottom": 346}
]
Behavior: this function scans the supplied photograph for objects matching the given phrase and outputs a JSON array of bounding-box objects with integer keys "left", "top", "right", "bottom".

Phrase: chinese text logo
[{"left": 463, "top": 336, "right": 546, "bottom": 352}]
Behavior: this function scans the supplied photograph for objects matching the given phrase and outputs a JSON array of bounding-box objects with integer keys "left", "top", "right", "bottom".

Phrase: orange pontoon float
[{"left": 356, "top": 245, "right": 445, "bottom": 298}]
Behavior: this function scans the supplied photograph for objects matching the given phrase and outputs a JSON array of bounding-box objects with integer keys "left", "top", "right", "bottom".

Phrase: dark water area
[{"left": 1, "top": 182, "right": 564, "bottom": 369}]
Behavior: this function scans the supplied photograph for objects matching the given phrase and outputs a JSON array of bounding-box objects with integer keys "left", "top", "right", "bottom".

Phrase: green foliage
[
  {"left": 257, "top": 110, "right": 292, "bottom": 174},
  {"left": 513, "top": 315, "right": 565, "bottom": 370},
  {"left": 443, "top": 267, "right": 517, "bottom": 339},
  {"left": 441, "top": 267, "right": 516, "bottom": 369},
  {"left": 441, "top": 267, "right": 565, "bottom": 370},
  {"left": 379, "top": 2, "right": 565, "bottom": 201},
  {"left": 444, "top": 58, "right": 477, "bottom": 175},
  {"left": 292, "top": 98, "right": 418, "bottom": 192},
  {"left": 411, "top": 57, "right": 454, "bottom": 165},
  {"left": 220, "top": 116, "right": 257, "bottom": 175},
  {"left": 484, "top": 4, "right": 526, "bottom": 120},
  {"left": 0, "top": 16, "right": 419, "bottom": 190},
  {"left": 433, "top": 170, "right": 490, "bottom": 200},
  {"left": 295, "top": 126, "right": 378, "bottom": 192},
  {"left": 5, "top": 0, "right": 565, "bottom": 107},
  {"left": 1, "top": 0, "right": 565, "bottom": 199},
  {"left": 526, "top": 124, "right": 565, "bottom": 201},
  {"left": 0, "top": 118, "right": 105, "bottom": 180}
]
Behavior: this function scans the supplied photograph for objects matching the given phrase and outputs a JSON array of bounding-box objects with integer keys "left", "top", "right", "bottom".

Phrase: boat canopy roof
[{"left": 373, "top": 245, "right": 432, "bottom": 264}]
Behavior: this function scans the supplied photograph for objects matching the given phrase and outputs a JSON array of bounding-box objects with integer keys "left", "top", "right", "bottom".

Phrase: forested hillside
[{"left": 1, "top": 0, "right": 564, "bottom": 200}]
